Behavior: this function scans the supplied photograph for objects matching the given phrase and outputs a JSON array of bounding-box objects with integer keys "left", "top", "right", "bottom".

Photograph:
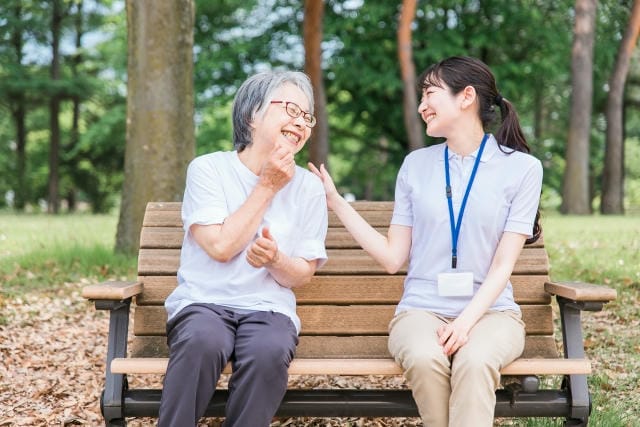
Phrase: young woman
[{"left": 309, "top": 56, "right": 542, "bottom": 427}]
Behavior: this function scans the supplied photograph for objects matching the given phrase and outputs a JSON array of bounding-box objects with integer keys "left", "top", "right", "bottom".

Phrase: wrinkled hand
[
  {"left": 437, "top": 320, "right": 470, "bottom": 356},
  {"left": 259, "top": 144, "right": 295, "bottom": 192},
  {"left": 246, "top": 227, "right": 280, "bottom": 268},
  {"left": 307, "top": 162, "right": 340, "bottom": 208}
]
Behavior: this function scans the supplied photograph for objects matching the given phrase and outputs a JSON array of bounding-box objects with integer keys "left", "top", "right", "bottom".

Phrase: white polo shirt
[
  {"left": 391, "top": 135, "right": 543, "bottom": 318},
  {"left": 165, "top": 151, "right": 328, "bottom": 333}
]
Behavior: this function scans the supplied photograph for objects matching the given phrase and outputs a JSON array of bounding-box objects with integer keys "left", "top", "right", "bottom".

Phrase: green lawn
[
  {"left": 0, "top": 212, "right": 136, "bottom": 295},
  {"left": 0, "top": 211, "right": 638, "bottom": 425}
]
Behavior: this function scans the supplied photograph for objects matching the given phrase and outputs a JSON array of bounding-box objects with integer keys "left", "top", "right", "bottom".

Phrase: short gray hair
[{"left": 232, "top": 70, "right": 314, "bottom": 152}]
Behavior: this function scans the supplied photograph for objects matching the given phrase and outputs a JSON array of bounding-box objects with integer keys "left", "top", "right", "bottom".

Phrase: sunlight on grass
[
  {"left": 0, "top": 213, "right": 136, "bottom": 295},
  {"left": 542, "top": 214, "right": 640, "bottom": 290}
]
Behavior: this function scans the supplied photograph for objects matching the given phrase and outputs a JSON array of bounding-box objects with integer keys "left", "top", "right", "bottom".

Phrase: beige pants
[{"left": 388, "top": 309, "right": 525, "bottom": 427}]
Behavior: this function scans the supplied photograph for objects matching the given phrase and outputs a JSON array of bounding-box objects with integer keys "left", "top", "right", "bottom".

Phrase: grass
[
  {"left": 0, "top": 211, "right": 638, "bottom": 425},
  {"left": 0, "top": 212, "right": 136, "bottom": 297}
]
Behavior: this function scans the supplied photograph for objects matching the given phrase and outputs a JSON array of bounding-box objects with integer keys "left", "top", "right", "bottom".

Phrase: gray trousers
[{"left": 158, "top": 303, "right": 298, "bottom": 427}]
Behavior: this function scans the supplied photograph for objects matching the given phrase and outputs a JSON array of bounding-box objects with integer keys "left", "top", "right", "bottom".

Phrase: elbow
[
  {"left": 205, "top": 242, "right": 235, "bottom": 263},
  {"left": 382, "top": 259, "right": 404, "bottom": 275}
]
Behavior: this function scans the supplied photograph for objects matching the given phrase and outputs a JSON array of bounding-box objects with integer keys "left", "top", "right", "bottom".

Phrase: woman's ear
[{"left": 460, "top": 85, "right": 477, "bottom": 109}]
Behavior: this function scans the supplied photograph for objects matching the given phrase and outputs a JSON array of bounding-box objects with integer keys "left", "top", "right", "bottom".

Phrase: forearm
[
  {"left": 456, "top": 266, "right": 513, "bottom": 330},
  {"left": 456, "top": 232, "right": 527, "bottom": 330},
  {"left": 196, "top": 185, "right": 276, "bottom": 262},
  {"left": 266, "top": 253, "right": 317, "bottom": 289},
  {"left": 330, "top": 195, "right": 408, "bottom": 273}
]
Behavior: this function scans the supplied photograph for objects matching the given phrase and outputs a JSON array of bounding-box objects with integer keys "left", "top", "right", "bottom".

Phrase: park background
[{"left": 0, "top": 0, "right": 639, "bottom": 426}]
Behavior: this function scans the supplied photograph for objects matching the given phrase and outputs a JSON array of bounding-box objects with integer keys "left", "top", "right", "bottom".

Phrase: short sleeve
[
  {"left": 182, "top": 157, "right": 229, "bottom": 231},
  {"left": 292, "top": 178, "right": 328, "bottom": 268},
  {"left": 391, "top": 158, "right": 413, "bottom": 227},
  {"left": 504, "top": 159, "right": 543, "bottom": 237}
]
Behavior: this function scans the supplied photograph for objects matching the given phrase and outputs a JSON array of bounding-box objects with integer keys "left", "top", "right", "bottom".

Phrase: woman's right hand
[{"left": 308, "top": 162, "right": 340, "bottom": 207}]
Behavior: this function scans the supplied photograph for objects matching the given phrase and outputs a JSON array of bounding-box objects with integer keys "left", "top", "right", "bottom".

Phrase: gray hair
[{"left": 232, "top": 70, "right": 314, "bottom": 152}]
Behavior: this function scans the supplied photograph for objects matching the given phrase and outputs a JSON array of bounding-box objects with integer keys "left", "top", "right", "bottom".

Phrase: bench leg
[
  {"left": 558, "top": 297, "right": 599, "bottom": 426},
  {"left": 96, "top": 300, "right": 131, "bottom": 426}
]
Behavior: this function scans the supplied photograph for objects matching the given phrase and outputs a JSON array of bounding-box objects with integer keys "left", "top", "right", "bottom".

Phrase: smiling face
[
  {"left": 253, "top": 83, "right": 312, "bottom": 155},
  {"left": 417, "top": 82, "right": 465, "bottom": 139}
]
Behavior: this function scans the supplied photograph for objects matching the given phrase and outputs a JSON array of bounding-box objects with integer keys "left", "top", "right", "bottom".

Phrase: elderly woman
[{"left": 159, "top": 71, "right": 328, "bottom": 427}]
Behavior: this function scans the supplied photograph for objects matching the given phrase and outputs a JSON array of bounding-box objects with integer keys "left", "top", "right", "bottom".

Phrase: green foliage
[{"left": 0, "top": 0, "right": 639, "bottom": 210}]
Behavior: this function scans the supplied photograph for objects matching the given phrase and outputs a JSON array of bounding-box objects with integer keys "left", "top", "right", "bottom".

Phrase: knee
[
  {"left": 177, "top": 324, "right": 227, "bottom": 361},
  {"left": 402, "top": 346, "right": 449, "bottom": 377},
  {"left": 451, "top": 354, "right": 500, "bottom": 387},
  {"left": 249, "top": 339, "right": 295, "bottom": 372}
]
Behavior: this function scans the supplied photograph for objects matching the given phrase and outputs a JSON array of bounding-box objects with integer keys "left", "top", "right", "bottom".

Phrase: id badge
[{"left": 437, "top": 271, "right": 474, "bottom": 297}]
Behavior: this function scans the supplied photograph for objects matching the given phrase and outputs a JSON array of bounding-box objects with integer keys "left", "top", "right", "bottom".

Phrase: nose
[
  {"left": 292, "top": 115, "right": 306, "bottom": 129},
  {"left": 418, "top": 99, "right": 427, "bottom": 114}
]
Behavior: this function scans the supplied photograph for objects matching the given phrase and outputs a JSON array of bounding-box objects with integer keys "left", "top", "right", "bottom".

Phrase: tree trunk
[
  {"left": 10, "top": 2, "right": 27, "bottom": 211},
  {"left": 47, "top": 0, "right": 63, "bottom": 214},
  {"left": 304, "top": 0, "right": 329, "bottom": 169},
  {"left": 398, "top": 0, "right": 424, "bottom": 151},
  {"left": 13, "top": 105, "right": 27, "bottom": 211},
  {"left": 68, "top": 0, "right": 84, "bottom": 213},
  {"left": 601, "top": 0, "right": 640, "bottom": 214},
  {"left": 115, "top": 0, "right": 196, "bottom": 254},
  {"left": 561, "top": 0, "right": 596, "bottom": 214}
]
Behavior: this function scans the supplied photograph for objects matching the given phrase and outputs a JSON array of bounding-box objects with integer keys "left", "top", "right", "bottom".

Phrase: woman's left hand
[
  {"left": 246, "top": 227, "right": 280, "bottom": 268},
  {"left": 437, "top": 320, "right": 471, "bottom": 356}
]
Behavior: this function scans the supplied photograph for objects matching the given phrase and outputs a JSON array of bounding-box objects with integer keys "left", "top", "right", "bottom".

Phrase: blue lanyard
[{"left": 444, "top": 134, "right": 489, "bottom": 269}]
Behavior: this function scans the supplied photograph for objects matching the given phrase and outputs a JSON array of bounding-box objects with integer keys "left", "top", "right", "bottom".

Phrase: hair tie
[{"left": 494, "top": 94, "right": 503, "bottom": 106}]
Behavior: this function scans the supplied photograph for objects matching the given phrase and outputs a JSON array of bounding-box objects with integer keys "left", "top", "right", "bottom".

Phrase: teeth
[
  {"left": 282, "top": 131, "right": 299, "bottom": 144},
  {"left": 425, "top": 114, "right": 435, "bottom": 124}
]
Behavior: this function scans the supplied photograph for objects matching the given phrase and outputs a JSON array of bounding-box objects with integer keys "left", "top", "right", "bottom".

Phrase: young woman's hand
[
  {"left": 437, "top": 320, "right": 471, "bottom": 356},
  {"left": 308, "top": 162, "right": 340, "bottom": 208}
]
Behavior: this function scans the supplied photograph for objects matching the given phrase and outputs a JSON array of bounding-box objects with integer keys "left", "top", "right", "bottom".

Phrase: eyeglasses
[{"left": 270, "top": 101, "right": 316, "bottom": 128}]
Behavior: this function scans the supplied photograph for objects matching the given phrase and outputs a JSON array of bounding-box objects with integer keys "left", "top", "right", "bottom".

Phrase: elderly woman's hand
[
  {"left": 258, "top": 144, "right": 296, "bottom": 192},
  {"left": 246, "top": 227, "right": 280, "bottom": 268}
]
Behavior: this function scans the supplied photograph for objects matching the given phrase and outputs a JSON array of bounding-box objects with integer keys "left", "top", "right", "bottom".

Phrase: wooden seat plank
[{"left": 110, "top": 357, "right": 591, "bottom": 376}]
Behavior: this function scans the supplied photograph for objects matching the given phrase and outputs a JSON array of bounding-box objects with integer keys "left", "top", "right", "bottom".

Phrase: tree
[
  {"left": 562, "top": 0, "right": 597, "bottom": 214},
  {"left": 2, "top": 1, "right": 29, "bottom": 210},
  {"left": 398, "top": 0, "right": 423, "bottom": 151},
  {"left": 115, "top": 0, "right": 196, "bottom": 254},
  {"left": 601, "top": 0, "right": 640, "bottom": 214},
  {"left": 304, "top": 0, "right": 329, "bottom": 168},
  {"left": 47, "top": 0, "right": 64, "bottom": 214}
]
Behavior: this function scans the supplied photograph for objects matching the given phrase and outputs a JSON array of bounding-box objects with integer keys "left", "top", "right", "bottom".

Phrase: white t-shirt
[
  {"left": 391, "top": 135, "right": 543, "bottom": 318},
  {"left": 165, "top": 151, "right": 328, "bottom": 333}
]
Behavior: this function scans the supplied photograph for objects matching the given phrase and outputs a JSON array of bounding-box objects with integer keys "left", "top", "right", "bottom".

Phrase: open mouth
[
  {"left": 425, "top": 113, "right": 436, "bottom": 124},
  {"left": 282, "top": 130, "right": 301, "bottom": 145}
]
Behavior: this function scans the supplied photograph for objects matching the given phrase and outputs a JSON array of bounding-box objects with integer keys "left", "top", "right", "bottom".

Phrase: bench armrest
[
  {"left": 82, "top": 280, "right": 143, "bottom": 301},
  {"left": 544, "top": 281, "right": 616, "bottom": 303}
]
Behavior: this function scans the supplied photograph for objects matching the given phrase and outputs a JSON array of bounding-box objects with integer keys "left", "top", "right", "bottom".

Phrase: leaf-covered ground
[{"left": 0, "top": 281, "right": 637, "bottom": 426}]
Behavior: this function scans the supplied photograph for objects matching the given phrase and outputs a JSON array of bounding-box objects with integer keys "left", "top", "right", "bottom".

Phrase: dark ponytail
[{"left": 419, "top": 56, "right": 541, "bottom": 244}]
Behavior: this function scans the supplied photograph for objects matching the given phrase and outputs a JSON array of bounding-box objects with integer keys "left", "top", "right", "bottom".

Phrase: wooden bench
[{"left": 83, "top": 201, "right": 617, "bottom": 426}]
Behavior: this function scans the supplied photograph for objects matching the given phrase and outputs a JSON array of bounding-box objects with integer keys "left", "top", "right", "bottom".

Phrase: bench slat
[
  {"left": 110, "top": 357, "right": 591, "bottom": 376},
  {"left": 131, "top": 334, "right": 559, "bottom": 359},
  {"left": 133, "top": 305, "right": 553, "bottom": 336},
  {"left": 142, "top": 201, "right": 396, "bottom": 228},
  {"left": 139, "top": 226, "right": 396, "bottom": 250},
  {"left": 135, "top": 274, "right": 551, "bottom": 305},
  {"left": 137, "top": 247, "right": 549, "bottom": 276}
]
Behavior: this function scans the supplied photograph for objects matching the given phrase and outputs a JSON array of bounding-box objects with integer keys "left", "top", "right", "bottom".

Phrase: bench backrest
[{"left": 131, "top": 201, "right": 557, "bottom": 360}]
